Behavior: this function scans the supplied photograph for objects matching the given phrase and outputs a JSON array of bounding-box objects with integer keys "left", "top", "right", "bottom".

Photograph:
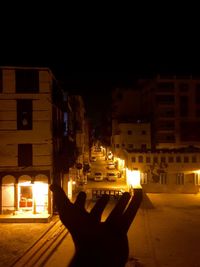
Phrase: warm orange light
[
  {"left": 68, "top": 181, "right": 72, "bottom": 200},
  {"left": 33, "top": 183, "right": 48, "bottom": 213},
  {"left": 126, "top": 168, "right": 141, "bottom": 188}
]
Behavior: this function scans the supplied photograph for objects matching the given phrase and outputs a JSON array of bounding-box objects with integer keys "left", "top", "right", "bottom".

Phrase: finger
[
  {"left": 106, "top": 192, "right": 131, "bottom": 225},
  {"left": 74, "top": 191, "right": 87, "bottom": 210},
  {"left": 49, "top": 184, "right": 72, "bottom": 215},
  {"left": 90, "top": 194, "right": 110, "bottom": 222},
  {"left": 120, "top": 188, "right": 143, "bottom": 233}
]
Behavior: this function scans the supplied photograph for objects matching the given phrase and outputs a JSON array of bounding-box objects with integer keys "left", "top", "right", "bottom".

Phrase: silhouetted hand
[{"left": 50, "top": 184, "right": 143, "bottom": 267}]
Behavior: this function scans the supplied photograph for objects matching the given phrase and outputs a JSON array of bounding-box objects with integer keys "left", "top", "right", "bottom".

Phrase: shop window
[{"left": 19, "top": 185, "right": 33, "bottom": 209}]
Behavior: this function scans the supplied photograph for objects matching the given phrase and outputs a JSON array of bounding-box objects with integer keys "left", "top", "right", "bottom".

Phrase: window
[
  {"left": 16, "top": 69, "right": 39, "bottom": 93},
  {"left": 179, "top": 83, "right": 189, "bottom": 92},
  {"left": 0, "top": 69, "right": 2, "bottom": 93},
  {"left": 18, "top": 144, "right": 32, "bottom": 167},
  {"left": 141, "top": 144, "right": 147, "bottom": 150},
  {"left": 131, "top": 156, "right": 136, "bottom": 163},
  {"left": 19, "top": 186, "right": 33, "bottom": 208},
  {"left": 176, "top": 156, "right": 181, "bottom": 163},
  {"left": 141, "top": 130, "right": 146, "bottom": 135},
  {"left": 156, "top": 95, "right": 175, "bottom": 104},
  {"left": 159, "top": 173, "right": 167, "bottom": 184},
  {"left": 146, "top": 156, "right": 151, "bottom": 163},
  {"left": 153, "top": 157, "right": 158, "bottom": 163},
  {"left": 17, "top": 100, "right": 32, "bottom": 130},
  {"left": 180, "top": 96, "right": 188, "bottom": 117},
  {"left": 184, "top": 156, "right": 189, "bottom": 163},
  {"left": 138, "top": 156, "right": 143, "bottom": 163},
  {"left": 115, "top": 144, "right": 120, "bottom": 148},
  {"left": 176, "top": 173, "right": 184, "bottom": 185},
  {"left": 161, "top": 157, "right": 166, "bottom": 163},
  {"left": 192, "top": 156, "right": 197, "bottom": 163},
  {"left": 168, "top": 156, "right": 174, "bottom": 163},
  {"left": 128, "top": 144, "right": 133, "bottom": 149},
  {"left": 157, "top": 82, "right": 174, "bottom": 92},
  {"left": 127, "top": 130, "right": 132, "bottom": 135}
]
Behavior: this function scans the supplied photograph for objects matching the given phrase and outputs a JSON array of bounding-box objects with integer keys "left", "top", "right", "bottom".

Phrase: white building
[{"left": 112, "top": 121, "right": 151, "bottom": 155}]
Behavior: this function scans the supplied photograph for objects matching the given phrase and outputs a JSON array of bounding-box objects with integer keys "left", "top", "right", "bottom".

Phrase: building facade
[
  {"left": 119, "top": 148, "right": 200, "bottom": 193},
  {"left": 112, "top": 121, "right": 151, "bottom": 155},
  {"left": 111, "top": 75, "right": 200, "bottom": 193},
  {"left": 140, "top": 74, "right": 200, "bottom": 149},
  {"left": 0, "top": 66, "right": 67, "bottom": 218}
]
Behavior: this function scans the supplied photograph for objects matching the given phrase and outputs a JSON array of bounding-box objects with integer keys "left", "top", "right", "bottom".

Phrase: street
[
  {"left": 45, "top": 193, "right": 200, "bottom": 267},
  {"left": 1, "top": 156, "right": 200, "bottom": 267}
]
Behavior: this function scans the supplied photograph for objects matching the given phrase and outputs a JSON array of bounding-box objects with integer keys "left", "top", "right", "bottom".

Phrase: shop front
[{"left": 1, "top": 172, "right": 51, "bottom": 219}]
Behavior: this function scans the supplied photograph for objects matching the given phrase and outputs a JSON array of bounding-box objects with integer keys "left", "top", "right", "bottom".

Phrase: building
[
  {"left": 140, "top": 74, "right": 200, "bottom": 149},
  {"left": 119, "top": 148, "right": 200, "bottom": 193},
  {"left": 68, "top": 95, "right": 88, "bottom": 183},
  {"left": 111, "top": 121, "right": 151, "bottom": 155},
  {"left": 0, "top": 66, "right": 68, "bottom": 219},
  {"left": 111, "top": 75, "right": 200, "bottom": 193}
]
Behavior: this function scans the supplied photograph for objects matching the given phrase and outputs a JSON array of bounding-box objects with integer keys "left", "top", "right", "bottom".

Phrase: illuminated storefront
[{"left": 1, "top": 172, "right": 50, "bottom": 216}]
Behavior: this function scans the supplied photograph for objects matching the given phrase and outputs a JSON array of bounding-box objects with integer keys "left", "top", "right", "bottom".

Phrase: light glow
[
  {"left": 68, "top": 180, "right": 72, "bottom": 200},
  {"left": 33, "top": 183, "right": 48, "bottom": 213},
  {"left": 126, "top": 168, "right": 141, "bottom": 188}
]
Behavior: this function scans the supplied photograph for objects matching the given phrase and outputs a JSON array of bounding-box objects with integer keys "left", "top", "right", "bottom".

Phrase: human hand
[{"left": 50, "top": 184, "right": 143, "bottom": 267}]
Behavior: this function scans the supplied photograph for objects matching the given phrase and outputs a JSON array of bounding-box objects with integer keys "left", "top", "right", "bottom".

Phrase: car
[
  {"left": 107, "top": 162, "right": 115, "bottom": 169},
  {"left": 91, "top": 156, "right": 97, "bottom": 162},
  {"left": 94, "top": 172, "right": 103, "bottom": 181},
  {"left": 106, "top": 172, "right": 118, "bottom": 181}
]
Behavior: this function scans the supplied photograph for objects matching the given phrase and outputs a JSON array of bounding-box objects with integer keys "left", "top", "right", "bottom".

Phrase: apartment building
[
  {"left": 140, "top": 74, "right": 200, "bottom": 149},
  {"left": 0, "top": 66, "right": 68, "bottom": 219},
  {"left": 111, "top": 75, "right": 200, "bottom": 192}
]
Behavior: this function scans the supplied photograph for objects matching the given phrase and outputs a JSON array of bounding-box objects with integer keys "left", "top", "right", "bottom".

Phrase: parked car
[
  {"left": 107, "top": 162, "right": 115, "bottom": 169},
  {"left": 91, "top": 156, "right": 97, "bottom": 162},
  {"left": 106, "top": 172, "right": 118, "bottom": 181},
  {"left": 94, "top": 172, "right": 103, "bottom": 181}
]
